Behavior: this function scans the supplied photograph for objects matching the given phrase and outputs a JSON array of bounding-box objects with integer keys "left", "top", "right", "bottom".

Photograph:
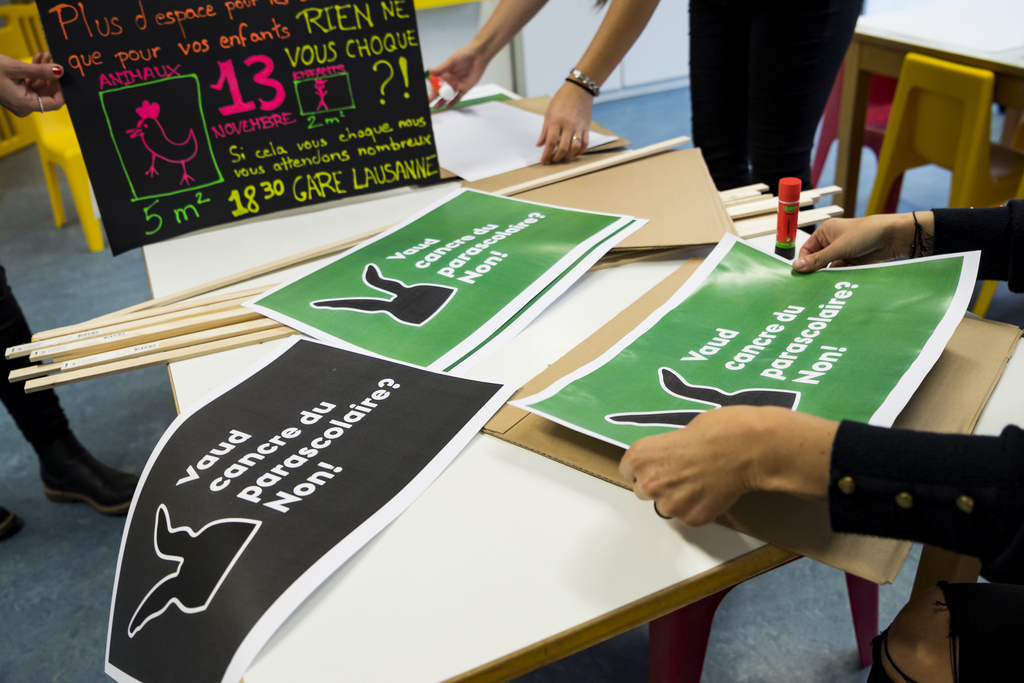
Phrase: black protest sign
[
  {"left": 37, "top": 1, "right": 439, "bottom": 255},
  {"left": 106, "top": 339, "right": 507, "bottom": 683}
]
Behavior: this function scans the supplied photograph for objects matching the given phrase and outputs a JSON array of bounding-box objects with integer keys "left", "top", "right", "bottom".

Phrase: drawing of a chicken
[{"left": 126, "top": 100, "right": 198, "bottom": 186}]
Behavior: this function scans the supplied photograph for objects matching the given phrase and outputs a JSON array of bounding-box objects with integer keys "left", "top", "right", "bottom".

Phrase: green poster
[
  {"left": 249, "top": 190, "right": 639, "bottom": 369},
  {"left": 515, "top": 235, "right": 978, "bottom": 449}
]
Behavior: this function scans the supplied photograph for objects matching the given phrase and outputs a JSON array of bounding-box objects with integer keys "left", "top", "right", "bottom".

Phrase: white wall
[{"left": 415, "top": 1, "right": 515, "bottom": 92}]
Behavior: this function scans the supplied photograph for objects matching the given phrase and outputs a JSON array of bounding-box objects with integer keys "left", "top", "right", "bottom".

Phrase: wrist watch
[{"left": 566, "top": 68, "right": 600, "bottom": 96}]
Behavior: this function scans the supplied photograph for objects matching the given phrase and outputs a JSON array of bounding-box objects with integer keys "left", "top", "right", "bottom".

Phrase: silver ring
[
  {"left": 654, "top": 501, "right": 672, "bottom": 520},
  {"left": 38, "top": 96, "right": 44, "bottom": 114}
]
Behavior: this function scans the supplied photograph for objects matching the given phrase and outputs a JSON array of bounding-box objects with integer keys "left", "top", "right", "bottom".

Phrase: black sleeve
[
  {"left": 932, "top": 199, "right": 1024, "bottom": 291},
  {"left": 829, "top": 421, "right": 1024, "bottom": 584}
]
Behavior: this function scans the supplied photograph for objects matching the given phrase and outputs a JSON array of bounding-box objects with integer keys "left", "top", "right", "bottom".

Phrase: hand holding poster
[
  {"left": 514, "top": 235, "right": 979, "bottom": 448},
  {"left": 248, "top": 189, "right": 644, "bottom": 370},
  {"left": 37, "top": 0, "right": 439, "bottom": 254},
  {"left": 106, "top": 338, "right": 511, "bottom": 683}
]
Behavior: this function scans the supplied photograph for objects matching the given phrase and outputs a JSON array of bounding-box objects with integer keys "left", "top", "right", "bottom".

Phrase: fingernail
[
  {"left": 52, "top": 66, "right": 63, "bottom": 76},
  {"left": 793, "top": 258, "right": 807, "bottom": 269}
]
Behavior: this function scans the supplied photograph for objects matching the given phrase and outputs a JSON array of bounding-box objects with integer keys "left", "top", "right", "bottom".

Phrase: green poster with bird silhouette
[
  {"left": 514, "top": 235, "right": 979, "bottom": 449},
  {"left": 248, "top": 189, "right": 640, "bottom": 370}
]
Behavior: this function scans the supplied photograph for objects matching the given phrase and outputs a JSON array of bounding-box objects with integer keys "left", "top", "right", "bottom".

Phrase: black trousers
[
  {"left": 0, "top": 264, "right": 69, "bottom": 448},
  {"left": 689, "top": 0, "right": 862, "bottom": 194}
]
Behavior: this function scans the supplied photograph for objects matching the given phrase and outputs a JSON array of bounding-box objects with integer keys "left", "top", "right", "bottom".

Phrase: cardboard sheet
[
  {"left": 500, "top": 149, "right": 737, "bottom": 253},
  {"left": 484, "top": 260, "right": 1021, "bottom": 584}
]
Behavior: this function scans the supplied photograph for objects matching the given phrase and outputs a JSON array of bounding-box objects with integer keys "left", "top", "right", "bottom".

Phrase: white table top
[
  {"left": 856, "top": 0, "right": 1024, "bottom": 68},
  {"left": 142, "top": 184, "right": 1022, "bottom": 682}
]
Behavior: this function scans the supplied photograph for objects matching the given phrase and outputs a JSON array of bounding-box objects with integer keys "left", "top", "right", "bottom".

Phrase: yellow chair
[
  {"left": 0, "top": 4, "right": 105, "bottom": 252},
  {"left": 867, "top": 53, "right": 1024, "bottom": 318}
]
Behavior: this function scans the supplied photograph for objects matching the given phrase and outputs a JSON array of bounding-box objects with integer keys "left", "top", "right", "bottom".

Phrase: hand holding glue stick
[
  {"left": 426, "top": 72, "right": 458, "bottom": 108},
  {"left": 775, "top": 177, "right": 802, "bottom": 259}
]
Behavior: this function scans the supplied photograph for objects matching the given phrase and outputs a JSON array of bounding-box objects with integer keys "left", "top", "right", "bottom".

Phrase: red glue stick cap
[{"left": 778, "top": 177, "right": 802, "bottom": 203}]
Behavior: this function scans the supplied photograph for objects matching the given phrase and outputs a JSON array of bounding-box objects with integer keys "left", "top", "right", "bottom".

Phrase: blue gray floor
[{"left": 0, "top": 86, "right": 1020, "bottom": 682}]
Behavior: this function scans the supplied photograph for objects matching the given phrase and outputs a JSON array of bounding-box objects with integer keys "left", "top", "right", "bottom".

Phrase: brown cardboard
[
  {"left": 484, "top": 260, "right": 1022, "bottom": 584},
  {"left": 440, "top": 96, "right": 629, "bottom": 182},
  {"left": 512, "top": 149, "right": 738, "bottom": 252}
]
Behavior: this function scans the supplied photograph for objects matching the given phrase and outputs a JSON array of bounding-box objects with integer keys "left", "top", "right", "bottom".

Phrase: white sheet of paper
[
  {"left": 432, "top": 101, "right": 619, "bottom": 182},
  {"left": 858, "top": 0, "right": 1024, "bottom": 55}
]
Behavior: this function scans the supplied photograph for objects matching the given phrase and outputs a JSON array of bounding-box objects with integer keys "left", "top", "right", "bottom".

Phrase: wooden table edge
[{"left": 440, "top": 543, "right": 798, "bottom": 683}]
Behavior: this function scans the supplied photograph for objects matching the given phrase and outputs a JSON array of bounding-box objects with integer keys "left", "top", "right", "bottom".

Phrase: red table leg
[
  {"left": 845, "top": 572, "right": 879, "bottom": 669},
  {"left": 648, "top": 586, "right": 735, "bottom": 683}
]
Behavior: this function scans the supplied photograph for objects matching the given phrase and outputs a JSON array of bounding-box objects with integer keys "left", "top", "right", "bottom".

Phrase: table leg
[
  {"left": 835, "top": 40, "right": 872, "bottom": 217},
  {"left": 648, "top": 586, "right": 734, "bottom": 683},
  {"left": 845, "top": 573, "right": 878, "bottom": 669}
]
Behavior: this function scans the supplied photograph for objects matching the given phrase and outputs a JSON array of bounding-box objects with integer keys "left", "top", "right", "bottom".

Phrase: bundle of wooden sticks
[{"left": 7, "top": 137, "right": 842, "bottom": 393}]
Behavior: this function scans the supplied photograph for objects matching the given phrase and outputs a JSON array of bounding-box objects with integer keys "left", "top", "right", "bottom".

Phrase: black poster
[
  {"left": 105, "top": 339, "right": 508, "bottom": 683},
  {"left": 37, "top": 1, "right": 440, "bottom": 254}
]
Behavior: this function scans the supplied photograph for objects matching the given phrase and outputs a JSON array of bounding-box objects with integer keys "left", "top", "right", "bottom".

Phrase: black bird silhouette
[
  {"left": 606, "top": 367, "right": 800, "bottom": 428},
  {"left": 127, "top": 505, "right": 260, "bottom": 637},
  {"left": 310, "top": 264, "right": 456, "bottom": 326}
]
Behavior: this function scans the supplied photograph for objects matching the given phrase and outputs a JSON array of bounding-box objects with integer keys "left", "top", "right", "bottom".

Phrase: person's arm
[
  {"left": 932, "top": 199, "right": 1024, "bottom": 291},
  {"left": 538, "top": 0, "right": 660, "bottom": 164},
  {"left": 427, "top": 0, "right": 549, "bottom": 107},
  {"left": 618, "top": 406, "right": 837, "bottom": 526},
  {"left": 830, "top": 421, "right": 1024, "bottom": 583},
  {"left": 0, "top": 52, "right": 64, "bottom": 117},
  {"left": 795, "top": 201, "right": 1024, "bottom": 290},
  {"left": 792, "top": 211, "right": 935, "bottom": 273}
]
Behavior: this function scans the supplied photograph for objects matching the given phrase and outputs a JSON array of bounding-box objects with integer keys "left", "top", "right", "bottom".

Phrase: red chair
[
  {"left": 812, "top": 65, "right": 902, "bottom": 214},
  {"left": 649, "top": 566, "right": 879, "bottom": 681}
]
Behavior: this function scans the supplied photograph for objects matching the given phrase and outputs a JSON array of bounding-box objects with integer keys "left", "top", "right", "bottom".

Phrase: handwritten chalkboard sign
[{"left": 37, "top": 1, "right": 440, "bottom": 255}]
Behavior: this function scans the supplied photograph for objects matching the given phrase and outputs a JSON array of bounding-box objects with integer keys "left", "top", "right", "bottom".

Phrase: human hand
[
  {"left": 538, "top": 82, "right": 594, "bottom": 164},
  {"left": 0, "top": 52, "right": 64, "bottom": 117},
  {"left": 427, "top": 46, "right": 489, "bottom": 108},
  {"left": 793, "top": 212, "right": 931, "bottom": 273},
  {"left": 619, "top": 406, "right": 836, "bottom": 526}
]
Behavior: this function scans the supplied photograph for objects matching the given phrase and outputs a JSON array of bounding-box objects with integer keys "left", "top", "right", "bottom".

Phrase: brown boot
[{"left": 37, "top": 434, "right": 138, "bottom": 516}]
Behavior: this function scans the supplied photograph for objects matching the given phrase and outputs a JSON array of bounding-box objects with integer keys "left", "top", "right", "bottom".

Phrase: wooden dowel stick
[
  {"left": 54, "top": 319, "right": 284, "bottom": 375},
  {"left": 28, "top": 284, "right": 274, "bottom": 343},
  {"left": 30, "top": 308, "right": 263, "bottom": 362},
  {"left": 25, "top": 327, "right": 295, "bottom": 393},
  {"left": 493, "top": 135, "right": 691, "bottom": 196},
  {"left": 8, "top": 362, "right": 59, "bottom": 382},
  {"left": 732, "top": 205, "right": 843, "bottom": 239},
  {"left": 12, "top": 296, "right": 257, "bottom": 360},
  {"left": 90, "top": 224, "right": 390, "bottom": 320},
  {"left": 718, "top": 183, "right": 769, "bottom": 203},
  {"left": 726, "top": 189, "right": 823, "bottom": 220}
]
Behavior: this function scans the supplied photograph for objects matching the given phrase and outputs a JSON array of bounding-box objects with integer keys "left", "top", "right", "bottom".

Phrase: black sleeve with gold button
[{"left": 829, "top": 421, "right": 1024, "bottom": 584}]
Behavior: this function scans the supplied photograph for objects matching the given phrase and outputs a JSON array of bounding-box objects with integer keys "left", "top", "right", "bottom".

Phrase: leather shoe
[
  {"left": 0, "top": 506, "right": 23, "bottom": 541},
  {"left": 37, "top": 434, "right": 138, "bottom": 516}
]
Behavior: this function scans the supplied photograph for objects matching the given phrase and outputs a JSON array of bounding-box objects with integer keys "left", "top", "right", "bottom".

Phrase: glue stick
[
  {"left": 775, "top": 177, "right": 802, "bottom": 259},
  {"left": 426, "top": 72, "right": 457, "bottom": 105}
]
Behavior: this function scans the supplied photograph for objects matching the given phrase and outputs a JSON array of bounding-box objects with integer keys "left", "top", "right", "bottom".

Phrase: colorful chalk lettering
[{"left": 38, "top": 0, "right": 438, "bottom": 255}]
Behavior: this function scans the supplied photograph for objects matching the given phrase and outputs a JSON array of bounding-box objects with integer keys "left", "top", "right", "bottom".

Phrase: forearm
[
  {"left": 933, "top": 200, "right": 1024, "bottom": 290},
  {"left": 573, "top": 0, "right": 661, "bottom": 84},
  {"left": 829, "top": 421, "right": 1024, "bottom": 581},
  {"left": 470, "top": 0, "right": 550, "bottom": 63}
]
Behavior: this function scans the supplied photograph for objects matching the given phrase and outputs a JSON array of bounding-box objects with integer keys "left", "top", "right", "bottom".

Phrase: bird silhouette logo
[
  {"left": 606, "top": 367, "right": 801, "bottom": 428},
  {"left": 127, "top": 504, "right": 261, "bottom": 638},
  {"left": 126, "top": 100, "right": 199, "bottom": 186},
  {"left": 310, "top": 264, "right": 457, "bottom": 326}
]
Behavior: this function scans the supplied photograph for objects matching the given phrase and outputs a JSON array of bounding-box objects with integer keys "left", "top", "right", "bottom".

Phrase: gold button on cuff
[
  {"left": 837, "top": 476, "right": 856, "bottom": 495},
  {"left": 896, "top": 492, "right": 914, "bottom": 509},
  {"left": 956, "top": 495, "right": 975, "bottom": 514}
]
